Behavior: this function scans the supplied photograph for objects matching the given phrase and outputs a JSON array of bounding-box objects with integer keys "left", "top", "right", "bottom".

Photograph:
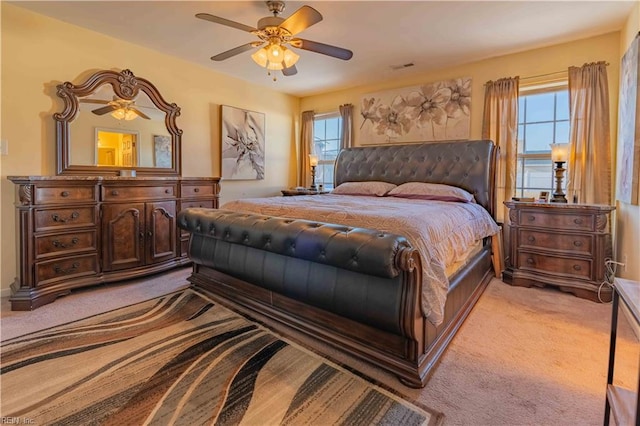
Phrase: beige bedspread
[{"left": 222, "top": 194, "right": 499, "bottom": 325}]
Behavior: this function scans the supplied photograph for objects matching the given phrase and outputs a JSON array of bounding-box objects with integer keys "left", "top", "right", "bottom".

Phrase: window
[
  {"left": 516, "top": 87, "right": 569, "bottom": 198},
  {"left": 313, "top": 113, "right": 342, "bottom": 189}
]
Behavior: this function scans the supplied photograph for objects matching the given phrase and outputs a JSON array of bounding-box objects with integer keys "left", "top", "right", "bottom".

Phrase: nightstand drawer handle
[
  {"left": 194, "top": 188, "right": 200, "bottom": 193},
  {"left": 573, "top": 264, "right": 582, "bottom": 271},
  {"left": 111, "top": 190, "right": 119, "bottom": 196},
  {"left": 527, "top": 236, "right": 535, "bottom": 243},
  {"left": 574, "top": 218, "right": 583, "bottom": 225},
  {"left": 60, "top": 191, "right": 70, "bottom": 197},
  {"left": 527, "top": 216, "right": 535, "bottom": 222},
  {"left": 573, "top": 240, "right": 583, "bottom": 247},
  {"left": 526, "top": 258, "right": 535, "bottom": 264},
  {"left": 51, "top": 211, "right": 80, "bottom": 223}
]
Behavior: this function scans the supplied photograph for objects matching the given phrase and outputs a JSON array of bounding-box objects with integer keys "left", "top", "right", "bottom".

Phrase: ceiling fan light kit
[
  {"left": 111, "top": 108, "right": 138, "bottom": 121},
  {"left": 196, "top": 1, "right": 352, "bottom": 81}
]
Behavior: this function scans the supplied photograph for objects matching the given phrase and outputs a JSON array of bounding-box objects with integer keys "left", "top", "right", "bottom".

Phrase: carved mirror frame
[{"left": 55, "top": 69, "right": 182, "bottom": 176}]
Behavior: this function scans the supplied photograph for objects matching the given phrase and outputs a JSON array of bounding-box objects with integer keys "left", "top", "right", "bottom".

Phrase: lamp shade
[
  {"left": 550, "top": 143, "right": 569, "bottom": 163},
  {"left": 309, "top": 154, "right": 318, "bottom": 167},
  {"left": 251, "top": 48, "right": 269, "bottom": 68}
]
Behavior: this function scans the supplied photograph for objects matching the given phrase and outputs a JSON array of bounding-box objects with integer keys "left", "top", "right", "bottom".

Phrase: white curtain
[
  {"left": 298, "top": 110, "right": 315, "bottom": 187},
  {"left": 482, "top": 77, "right": 520, "bottom": 223},
  {"left": 339, "top": 103, "right": 354, "bottom": 149},
  {"left": 566, "top": 61, "right": 611, "bottom": 205}
]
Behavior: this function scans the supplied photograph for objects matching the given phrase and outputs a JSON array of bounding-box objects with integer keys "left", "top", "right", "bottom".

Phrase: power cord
[{"left": 599, "top": 259, "right": 626, "bottom": 303}]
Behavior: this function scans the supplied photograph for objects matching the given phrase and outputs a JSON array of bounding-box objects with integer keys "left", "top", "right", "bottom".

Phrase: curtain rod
[{"left": 520, "top": 70, "right": 567, "bottom": 81}]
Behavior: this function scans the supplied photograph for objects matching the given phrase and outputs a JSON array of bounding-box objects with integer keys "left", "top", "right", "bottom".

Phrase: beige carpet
[{"left": 1, "top": 268, "right": 637, "bottom": 425}]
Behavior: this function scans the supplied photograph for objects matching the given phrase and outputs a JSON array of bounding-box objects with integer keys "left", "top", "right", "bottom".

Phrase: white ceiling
[{"left": 11, "top": 1, "right": 635, "bottom": 97}]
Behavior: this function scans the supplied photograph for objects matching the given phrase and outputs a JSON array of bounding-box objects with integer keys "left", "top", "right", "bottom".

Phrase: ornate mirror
[{"left": 55, "top": 69, "right": 181, "bottom": 176}]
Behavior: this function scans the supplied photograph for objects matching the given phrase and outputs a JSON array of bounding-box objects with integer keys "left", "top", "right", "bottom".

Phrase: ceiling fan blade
[
  {"left": 279, "top": 6, "right": 322, "bottom": 36},
  {"left": 92, "top": 105, "right": 117, "bottom": 115},
  {"left": 195, "top": 13, "right": 256, "bottom": 32},
  {"left": 211, "top": 43, "right": 257, "bottom": 61},
  {"left": 290, "top": 38, "right": 353, "bottom": 60},
  {"left": 80, "top": 99, "right": 109, "bottom": 104},
  {"left": 131, "top": 107, "right": 150, "bottom": 120},
  {"left": 282, "top": 64, "right": 298, "bottom": 77}
]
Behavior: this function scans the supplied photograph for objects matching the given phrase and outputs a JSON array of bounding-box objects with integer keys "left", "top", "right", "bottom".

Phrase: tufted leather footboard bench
[{"left": 178, "top": 208, "right": 421, "bottom": 335}]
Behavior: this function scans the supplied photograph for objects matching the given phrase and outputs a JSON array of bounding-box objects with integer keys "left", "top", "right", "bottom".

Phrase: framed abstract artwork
[
  {"left": 153, "top": 135, "right": 172, "bottom": 168},
  {"left": 360, "top": 77, "right": 471, "bottom": 144},
  {"left": 221, "top": 105, "right": 265, "bottom": 180},
  {"left": 616, "top": 32, "right": 640, "bottom": 205}
]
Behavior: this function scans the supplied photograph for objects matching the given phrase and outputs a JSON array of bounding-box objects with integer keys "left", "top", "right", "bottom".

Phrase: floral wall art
[
  {"left": 360, "top": 77, "right": 471, "bottom": 144},
  {"left": 221, "top": 105, "right": 266, "bottom": 180}
]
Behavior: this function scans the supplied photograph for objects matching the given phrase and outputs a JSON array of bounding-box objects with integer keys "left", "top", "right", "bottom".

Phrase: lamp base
[{"left": 550, "top": 194, "right": 568, "bottom": 203}]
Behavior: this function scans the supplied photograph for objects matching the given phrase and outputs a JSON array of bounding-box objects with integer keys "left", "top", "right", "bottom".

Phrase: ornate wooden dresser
[
  {"left": 503, "top": 201, "right": 615, "bottom": 302},
  {"left": 8, "top": 176, "right": 219, "bottom": 310}
]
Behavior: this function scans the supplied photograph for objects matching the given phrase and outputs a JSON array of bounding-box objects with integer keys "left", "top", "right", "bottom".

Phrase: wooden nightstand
[
  {"left": 503, "top": 201, "right": 615, "bottom": 302},
  {"left": 281, "top": 188, "right": 330, "bottom": 196}
]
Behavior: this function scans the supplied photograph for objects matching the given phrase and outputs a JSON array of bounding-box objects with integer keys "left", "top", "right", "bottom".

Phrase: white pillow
[
  {"left": 387, "top": 182, "right": 475, "bottom": 203},
  {"left": 331, "top": 181, "right": 397, "bottom": 197}
]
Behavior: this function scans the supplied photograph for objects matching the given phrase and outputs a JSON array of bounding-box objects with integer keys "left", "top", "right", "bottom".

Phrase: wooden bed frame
[{"left": 182, "top": 140, "right": 498, "bottom": 388}]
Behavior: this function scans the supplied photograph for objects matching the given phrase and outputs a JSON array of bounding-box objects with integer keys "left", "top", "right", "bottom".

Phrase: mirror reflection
[
  {"left": 72, "top": 86, "right": 170, "bottom": 168},
  {"left": 55, "top": 69, "right": 181, "bottom": 176}
]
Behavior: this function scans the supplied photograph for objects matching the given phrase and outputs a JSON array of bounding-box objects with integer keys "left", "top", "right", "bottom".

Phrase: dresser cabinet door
[
  {"left": 102, "top": 203, "right": 145, "bottom": 271},
  {"left": 146, "top": 201, "right": 177, "bottom": 264}
]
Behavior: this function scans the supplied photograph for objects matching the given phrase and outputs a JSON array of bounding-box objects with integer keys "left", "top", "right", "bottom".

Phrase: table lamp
[{"left": 550, "top": 143, "right": 569, "bottom": 203}]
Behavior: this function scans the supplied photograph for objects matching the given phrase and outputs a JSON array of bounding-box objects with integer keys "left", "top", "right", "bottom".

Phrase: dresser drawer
[
  {"left": 517, "top": 251, "right": 592, "bottom": 280},
  {"left": 35, "top": 206, "right": 98, "bottom": 231},
  {"left": 35, "top": 254, "right": 99, "bottom": 286},
  {"left": 34, "top": 186, "right": 97, "bottom": 205},
  {"left": 518, "top": 209, "right": 594, "bottom": 232},
  {"left": 102, "top": 184, "right": 176, "bottom": 201},
  {"left": 35, "top": 230, "right": 97, "bottom": 259},
  {"left": 180, "top": 200, "right": 215, "bottom": 210},
  {"left": 181, "top": 184, "right": 216, "bottom": 198},
  {"left": 519, "top": 229, "right": 593, "bottom": 256}
]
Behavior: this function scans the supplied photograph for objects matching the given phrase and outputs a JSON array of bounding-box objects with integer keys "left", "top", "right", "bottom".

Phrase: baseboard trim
[{"left": 1, "top": 287, "right": 13, "bottom": 298}]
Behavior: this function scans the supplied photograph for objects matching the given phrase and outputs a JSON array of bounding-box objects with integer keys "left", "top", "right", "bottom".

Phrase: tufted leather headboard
[{"left": 334, "top": 140, "right": 497, "bottom": 217}]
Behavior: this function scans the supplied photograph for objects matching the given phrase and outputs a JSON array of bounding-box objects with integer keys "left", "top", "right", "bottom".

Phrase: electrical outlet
[
  {"left": 623, "top": 254, "right": 628, "bottom": 271},
  {"left": 0, "top": 139, "right": 7, "bottom": 156}
]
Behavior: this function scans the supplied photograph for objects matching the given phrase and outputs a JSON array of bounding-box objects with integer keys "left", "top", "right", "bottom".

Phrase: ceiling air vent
[{"left": 390, "top": 62, "right": 415, "bottom": 71}]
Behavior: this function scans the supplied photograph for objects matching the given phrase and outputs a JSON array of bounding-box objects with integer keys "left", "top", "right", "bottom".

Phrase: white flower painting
[
  {"left": 221, "top": 105, "right": 265, "bottom": 180},
  {"left": 360, "top": 77, "right": 472, "bottom": 144}
]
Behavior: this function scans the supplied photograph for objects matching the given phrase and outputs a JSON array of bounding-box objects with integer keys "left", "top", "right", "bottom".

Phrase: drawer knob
[
  {"left": 527, "top": 236, "right": 535, "bottom": 243},
  {"left": 165, "top": 189, "right": 171, "bottom": 194},
  {"left": 526, "top": 258, "right": 535, "bottom": 264},
  {"left": 52, "top": 237, "right": 79, "bottom": 249},
  {"left": 194, "top": 188, "right": 200, "bottom": 193},
  {"left": 54, "top": 262, "right": 79, "bottom": 275},
  {"left": 574, "top": 218, "right": 583, "bottom": 224},
  {"left": 573, "top": 264, "right": 582, "bottom": 271},
  {"left": 60, "top": 191, "right": 70, "bottom": 197},
  {"left": 51, "top": 211, "right": 80, "bottom": 223},
  {"left": 527, "top": 216, "right": 535, "bottom": 222},
  {"left": 111, "top": 190, "right": 119, "bottom": 196},
  {"left": 573, "top": 241, "right": 583, "bottom": 247}
]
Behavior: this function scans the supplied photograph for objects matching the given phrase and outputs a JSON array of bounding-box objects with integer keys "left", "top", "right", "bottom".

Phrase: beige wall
[
  {"left": 0, "top": 4, "right": 300, "bottom": 296},
  {"left": 616, "top": 0, "right": 640, "bottom": 281}
]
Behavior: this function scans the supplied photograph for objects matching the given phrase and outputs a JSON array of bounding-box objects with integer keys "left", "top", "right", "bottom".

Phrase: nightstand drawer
[
  {"left": 519, "top": 209, "right": 594, "bottom": 232},
  {"left": 517, "top": 251, "right": 592, "bottom": 280},
  {"left": 519, "top": 229, "right": 593, "bottom": 256}
]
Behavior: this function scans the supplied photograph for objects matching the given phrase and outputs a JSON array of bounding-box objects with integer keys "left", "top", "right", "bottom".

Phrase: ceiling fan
[
  {"left": 196, "top": 1, "right": 353, "bottom": 79},
  {"left": 81, "top": 97, "right": 150, "bottom": 120}
]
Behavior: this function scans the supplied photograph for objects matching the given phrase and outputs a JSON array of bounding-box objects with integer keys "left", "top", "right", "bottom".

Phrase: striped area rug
[{"left": 1, "top": 289, "right": 440, "bottom": 425}]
